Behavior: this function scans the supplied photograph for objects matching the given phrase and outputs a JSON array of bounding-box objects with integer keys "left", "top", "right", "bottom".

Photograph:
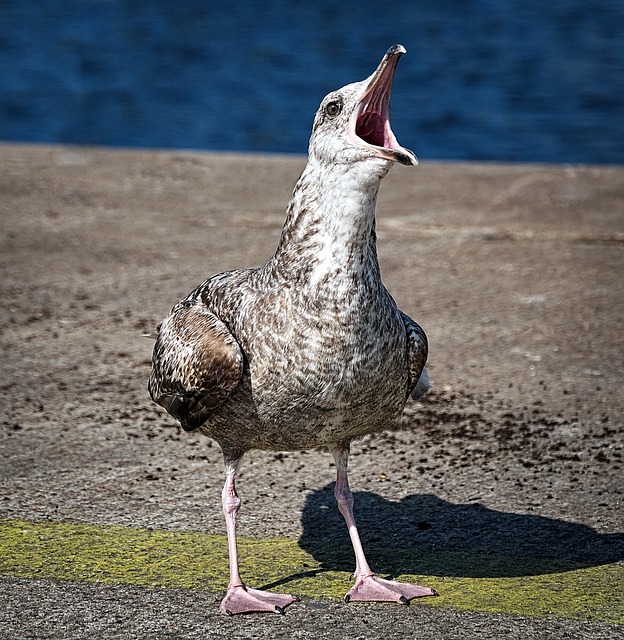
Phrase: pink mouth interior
[{"left": 355, "top": 111, "right": 387, "bottom": 147}]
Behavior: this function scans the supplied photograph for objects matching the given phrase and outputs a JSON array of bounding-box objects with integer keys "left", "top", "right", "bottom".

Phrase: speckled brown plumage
[{"left": 148, "top": 44, "right": 436, "bottom": 615}]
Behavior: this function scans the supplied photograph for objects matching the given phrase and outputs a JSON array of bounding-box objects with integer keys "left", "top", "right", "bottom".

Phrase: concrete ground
[{"left": 0, "top": 144, "right": 623, "bottom": 638}]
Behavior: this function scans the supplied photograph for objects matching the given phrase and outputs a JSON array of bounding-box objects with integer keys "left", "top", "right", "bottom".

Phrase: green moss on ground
[{"left": 1, "top": 519, "right": 621, "bottom": 623}]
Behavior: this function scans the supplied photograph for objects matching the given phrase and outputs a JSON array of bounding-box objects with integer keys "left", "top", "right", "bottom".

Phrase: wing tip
[{"left": 411, "top": 368, "right": 431, "bottom": 400}]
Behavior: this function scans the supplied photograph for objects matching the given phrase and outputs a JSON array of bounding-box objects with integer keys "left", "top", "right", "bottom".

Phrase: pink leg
[
  {"left": 331, "top": 445, "right": 437, "bottom": 604},
  {"left": 219, "top": 457, "right": 298, "bottom": 615}
]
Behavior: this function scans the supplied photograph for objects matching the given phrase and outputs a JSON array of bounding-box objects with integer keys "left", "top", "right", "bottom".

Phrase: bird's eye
[{"left": 325, "top": 99, "right": 342, "bottom": 117}]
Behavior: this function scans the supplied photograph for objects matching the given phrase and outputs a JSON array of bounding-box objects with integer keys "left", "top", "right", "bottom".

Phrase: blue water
[{"left": 1, "top": 0, "right": 623, "bottom": 164}]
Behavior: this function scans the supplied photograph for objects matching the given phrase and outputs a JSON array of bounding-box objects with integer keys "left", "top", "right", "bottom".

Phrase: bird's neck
[{"left": 269, "top": 156, "right": 388, "bottom": 286}]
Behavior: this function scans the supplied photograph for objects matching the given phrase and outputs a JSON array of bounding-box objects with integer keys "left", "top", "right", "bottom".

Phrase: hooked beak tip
[{"left": 386, "top": 44, "right": 407, "bottom": 57}]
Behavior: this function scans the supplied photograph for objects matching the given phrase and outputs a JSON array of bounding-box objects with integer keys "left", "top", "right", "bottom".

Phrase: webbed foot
[
  {"left": 220, "top": 585, "right": 298, "bottom": 615},
  {"left": 344, "top": 574, "right": 437, "bottom": 604}
]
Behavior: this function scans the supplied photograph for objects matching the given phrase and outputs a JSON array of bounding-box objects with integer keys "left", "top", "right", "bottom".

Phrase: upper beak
[{"left": 349, "top": 45, "right": 418, "bottom": 166}]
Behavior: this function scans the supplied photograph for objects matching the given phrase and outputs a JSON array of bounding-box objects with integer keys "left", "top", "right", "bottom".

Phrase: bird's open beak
[{"left": 349, "top": 45, "right": 418, "bottom": 166}]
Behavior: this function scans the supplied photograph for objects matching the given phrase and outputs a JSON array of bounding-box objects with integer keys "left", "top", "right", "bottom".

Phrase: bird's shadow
[{"left": 293, "top": 484, "right": 623, "bottom": 580}]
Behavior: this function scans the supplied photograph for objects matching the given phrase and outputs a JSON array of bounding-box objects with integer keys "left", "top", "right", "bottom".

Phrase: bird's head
[{"left": 309, "top": 45, "right": 418, "bottom": 171}]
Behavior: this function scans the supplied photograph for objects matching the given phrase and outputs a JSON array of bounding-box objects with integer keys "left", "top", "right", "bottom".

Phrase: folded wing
[
  {"left": 148, "top": 302, "right": 243, "bottom": 431},
  {"left": 398, "top": 310, "right": 429, "bottom": 400}
]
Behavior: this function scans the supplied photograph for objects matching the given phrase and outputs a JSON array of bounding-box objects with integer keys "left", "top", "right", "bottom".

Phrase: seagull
[{"left": 149, "top": 44, "right": 436, "bottom": 615}]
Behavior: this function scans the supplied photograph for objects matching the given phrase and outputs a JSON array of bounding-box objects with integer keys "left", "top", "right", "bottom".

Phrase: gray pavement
[
  {"left": 1, "top": 577, "right": 622, "bottom": 640},
  {"left": 0, "top": 144, "right": 623, "bottom": 638}
]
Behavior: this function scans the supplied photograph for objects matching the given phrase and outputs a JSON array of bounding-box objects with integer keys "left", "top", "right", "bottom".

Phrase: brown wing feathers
[{"left": 148, "top": 302, "right": 243, "bottom": 431}]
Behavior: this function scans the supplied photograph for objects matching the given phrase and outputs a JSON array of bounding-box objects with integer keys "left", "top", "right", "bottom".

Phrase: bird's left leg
[
  {"left": 219, "top": 455, "right": 298, "bottom": 615},
  {"left": 331, "top": 444, "right": 437, "bottom": 604}
]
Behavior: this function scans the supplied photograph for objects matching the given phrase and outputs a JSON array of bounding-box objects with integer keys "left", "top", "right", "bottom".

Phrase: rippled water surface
[{"left": 1, "top": 1, "right": 623, "bottom": 163}]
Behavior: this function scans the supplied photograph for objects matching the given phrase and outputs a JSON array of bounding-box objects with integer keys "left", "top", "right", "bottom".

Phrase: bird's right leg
[
  {"left": 219, "top": 455, "right": 298, "bottom": 615},
  {"left": 331, "top": 444, "right": 437, "bottom": 605}
]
